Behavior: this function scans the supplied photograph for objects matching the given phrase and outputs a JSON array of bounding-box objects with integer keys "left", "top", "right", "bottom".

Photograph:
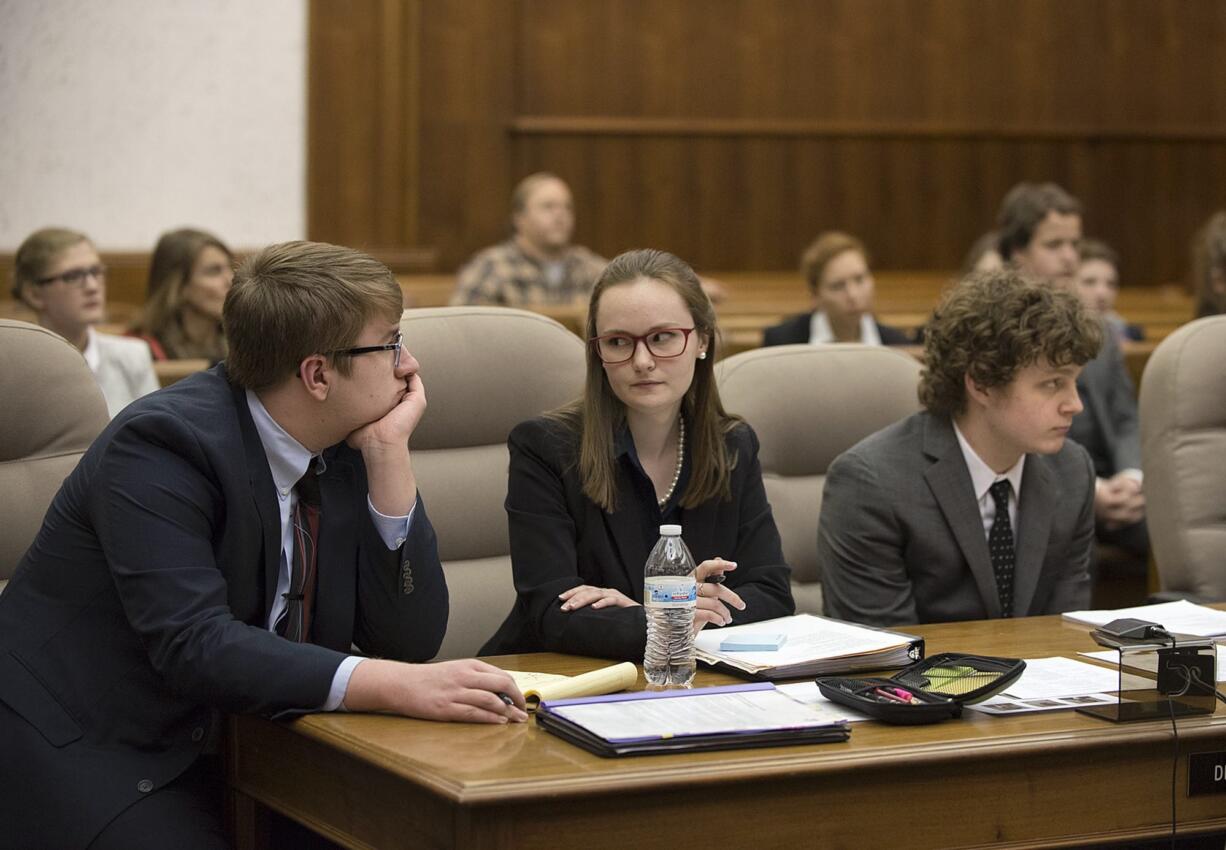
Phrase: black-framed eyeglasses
[
  {"left": 589, "top": 327, "right": 696, "bottom": 364},
  {"left": 36, "top": 264, "right": 108, "bottom": 287},
  {"left": 327, "top": 331, "right": 403, "bottom": 369}
]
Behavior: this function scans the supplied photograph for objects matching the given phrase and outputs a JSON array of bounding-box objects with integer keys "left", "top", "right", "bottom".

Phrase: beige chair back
[
  {"left": 400, "top": 307, "right": 586, "bottom": 658},
  {"left": 1139, "top": 315, "right": 1226, "bottom": 600},
  {"left": 716, "top": 343, "right": 922, "bottom": 613},
  {"left": 0, "top": 320, "right": 109, "bottom": 592}
]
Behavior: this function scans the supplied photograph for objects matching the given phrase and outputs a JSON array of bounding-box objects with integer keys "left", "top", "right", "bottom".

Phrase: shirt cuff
[
  {"left": 367, "top": 495, "right": 416, "bottom": 550},
  {"left": 325, "top": 656, "right": 365, "bottom": 712},
  {"left": 1119, "top": 468, "right": 1144, "bottom": 484}
]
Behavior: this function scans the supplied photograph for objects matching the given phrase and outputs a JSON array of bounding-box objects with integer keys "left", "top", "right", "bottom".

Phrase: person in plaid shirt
[{"left": 451, "top": 173, "right": 607, "bottom": 306}]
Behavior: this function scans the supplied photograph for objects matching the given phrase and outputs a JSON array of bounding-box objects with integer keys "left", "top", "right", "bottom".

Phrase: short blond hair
[
  {"left": 800, "top": 232, "right": 868, "bottom": 294},
  {"left": 11, "top": 227, "right": 91, "bottom": 302},
  {"left": 222, "top": 241, "right": 404, "bottom": 391}
]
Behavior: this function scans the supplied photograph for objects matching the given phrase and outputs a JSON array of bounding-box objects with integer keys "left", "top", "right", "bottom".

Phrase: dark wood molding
[{"left": 510, "top": 116, "right": 1226, "bottom": 144}]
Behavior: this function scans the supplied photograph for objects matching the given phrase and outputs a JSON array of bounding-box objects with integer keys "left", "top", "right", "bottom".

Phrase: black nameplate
[{"left": 1188, "top": 751, "right": 1226, "bottom": 797}]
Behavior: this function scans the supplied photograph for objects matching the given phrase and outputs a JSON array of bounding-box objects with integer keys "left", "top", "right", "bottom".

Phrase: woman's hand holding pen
[{"left": 693, "top": 558, "right": 744, "bottom": 634}]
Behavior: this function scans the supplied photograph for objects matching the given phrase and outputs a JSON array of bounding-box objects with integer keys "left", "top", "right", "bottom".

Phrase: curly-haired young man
[{"left": 819, "top": 269, "right": 1102, "bottom": 627}]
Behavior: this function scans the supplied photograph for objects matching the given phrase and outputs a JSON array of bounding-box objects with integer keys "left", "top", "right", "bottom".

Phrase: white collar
[
  {"left": 952, "top": 420, "right": 1025, "bottom": 503},
  {"left": 809, "top": 311, "right": 882, "bottom": 345},
  {"left": 245, "top": 389, "right": 316, "bottom": 498},
  {"left": 82, "top": 326, "right": 101, "bottom": 373}
]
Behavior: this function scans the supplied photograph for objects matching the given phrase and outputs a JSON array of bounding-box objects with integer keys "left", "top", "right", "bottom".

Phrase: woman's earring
[{"left": 698, "top": 351, "right": 707, "bottom": 360}]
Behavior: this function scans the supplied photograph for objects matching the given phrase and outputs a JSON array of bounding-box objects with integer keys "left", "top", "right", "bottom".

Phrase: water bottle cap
[{"left": 659, "top": 524, "right": 682, "bottom": 536}]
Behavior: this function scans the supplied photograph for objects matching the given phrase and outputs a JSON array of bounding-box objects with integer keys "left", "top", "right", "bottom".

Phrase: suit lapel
[
  {"left": 232, "top": 380, "right": 283, "bottom": 619},
  {"left": 1012, "top": 456, "right": 1056, "bottom": 616},
  {"left": 921, "top": 415, "right": 1001, "bottom": 618}
]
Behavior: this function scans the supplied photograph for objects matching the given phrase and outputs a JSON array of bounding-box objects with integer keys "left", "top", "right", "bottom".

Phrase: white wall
[{"left": 0, "top": 0, "right": 306, "bottom": 251}]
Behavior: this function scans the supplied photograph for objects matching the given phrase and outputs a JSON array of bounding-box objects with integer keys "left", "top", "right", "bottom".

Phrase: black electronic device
[
  {"left": 1090, "top": 618, "right": 1173, "bottom": 649},
  {"left": 1097, "top": 618, "right": 1169, "bottom": 640}
]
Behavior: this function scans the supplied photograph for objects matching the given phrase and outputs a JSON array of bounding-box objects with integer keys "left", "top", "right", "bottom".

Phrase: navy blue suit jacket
[{"left": 0, "top": 365, "right": 446, "bottom": 848}]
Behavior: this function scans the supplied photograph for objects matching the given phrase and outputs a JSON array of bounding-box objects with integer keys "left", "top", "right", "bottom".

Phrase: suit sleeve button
[
  {"left": 191, "top": 727, "right": 205, "bottom": 743},
  {"left": 137, "top": 779, "right": 154, "bottom": 793}
]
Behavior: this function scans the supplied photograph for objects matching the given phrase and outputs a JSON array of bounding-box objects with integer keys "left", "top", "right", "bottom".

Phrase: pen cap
[{"left": 659, "top": 524, "right": 682, "bottom": 536}]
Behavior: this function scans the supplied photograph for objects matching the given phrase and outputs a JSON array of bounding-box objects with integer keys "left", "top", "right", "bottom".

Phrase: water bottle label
[{"left": 645, "top": 576, "right": 697, "bottom": 607}]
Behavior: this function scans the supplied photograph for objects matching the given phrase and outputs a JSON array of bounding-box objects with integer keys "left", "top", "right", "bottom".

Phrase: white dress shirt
[
  {"left": 953, "top": 421, "right": 1025, "bottom": 540},
  {"left": 246, "top": 389, "right": 414, "bottom": 710},
  {"left": 82, "top": 327, "right": 160, "bottom": 418},
  {"left": 808, "top": 311, "right": 883, "bottom": 345}
]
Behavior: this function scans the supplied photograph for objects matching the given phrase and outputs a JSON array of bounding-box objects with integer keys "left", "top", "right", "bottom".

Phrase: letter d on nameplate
[{"left": 1188, "top": 752, "right": 1226, "bottom": 797}]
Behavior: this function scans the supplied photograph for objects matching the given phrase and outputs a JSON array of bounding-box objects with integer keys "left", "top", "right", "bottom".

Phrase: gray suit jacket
[
  {"left": 819, "top": 411, "right": 1095, "bottom": 627},
  {"left": 1067, "top": 328, "right": 1141, "bottom": 477}
]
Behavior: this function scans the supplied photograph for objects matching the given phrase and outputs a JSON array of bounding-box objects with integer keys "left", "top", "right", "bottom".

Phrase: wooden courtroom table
[{"left": 227, "top": 614, "right": 1226, "bottom": 849}]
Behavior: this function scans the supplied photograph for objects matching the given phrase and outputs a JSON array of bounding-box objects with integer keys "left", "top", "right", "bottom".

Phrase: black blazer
[
  {"left": 0, "top": 365, "right": 446, "bottom": 848},
  {"left": 762, "top": 312, "right": 912, "bottom": 347},
  {"left": 481, "top": 417, "right": 795, "bottom": 660}
]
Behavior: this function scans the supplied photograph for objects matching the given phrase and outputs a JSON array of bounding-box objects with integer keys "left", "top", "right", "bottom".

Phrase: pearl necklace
[{"left": 657, "top": 417, "right": 686, "bottom": 508}]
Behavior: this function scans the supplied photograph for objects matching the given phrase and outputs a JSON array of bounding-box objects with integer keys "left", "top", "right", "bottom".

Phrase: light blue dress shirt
[{"left": 246, "top": 390, "right": 415, "bottom": 710}]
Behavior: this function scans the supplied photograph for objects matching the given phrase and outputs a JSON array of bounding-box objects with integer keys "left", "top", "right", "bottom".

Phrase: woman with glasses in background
[
  {"left": 129, "top": 228, "right": 234, "bottom": 363},
  {"left": 11, "top": 227, "right": 158, "bottom": 418},
  {"left": 482, "top": 248, "right": 794, "bottom": 660}
]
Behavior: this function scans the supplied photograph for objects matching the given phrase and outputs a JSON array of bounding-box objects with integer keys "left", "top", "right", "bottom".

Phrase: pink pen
[{"left": 882, "top": 687, "right": 920, "bottom": 704}]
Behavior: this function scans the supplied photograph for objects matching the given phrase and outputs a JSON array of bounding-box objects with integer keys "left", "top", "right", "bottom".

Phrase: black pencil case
[{"left": 815, "top": 652, "right": 1026, "bottom": 725}]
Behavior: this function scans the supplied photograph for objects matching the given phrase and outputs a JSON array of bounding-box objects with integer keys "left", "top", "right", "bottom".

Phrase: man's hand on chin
[{"left": 347, "top": 371, "right": 428, "bottom": 453}]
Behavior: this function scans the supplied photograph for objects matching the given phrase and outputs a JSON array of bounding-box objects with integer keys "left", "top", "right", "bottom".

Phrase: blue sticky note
[{"left": 719, "top": 633, "right": 787, "bottom": 652}]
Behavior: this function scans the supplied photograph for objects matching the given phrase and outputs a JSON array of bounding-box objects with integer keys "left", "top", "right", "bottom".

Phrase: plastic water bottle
[{"left": 643, "top": 524, "right": 698, "bottom": 688}]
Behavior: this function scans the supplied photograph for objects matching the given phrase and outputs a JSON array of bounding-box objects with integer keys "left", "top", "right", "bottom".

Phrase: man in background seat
[
  {"left": 997, "top": 182, "right": 1148, "bottom": 561},
  {"left": 451, "top": 172, "right": 607, "bottom": 307}
]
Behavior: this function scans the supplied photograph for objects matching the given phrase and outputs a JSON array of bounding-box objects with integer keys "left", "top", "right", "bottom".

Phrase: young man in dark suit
[
  {"left": 0, "top": 241, "right": 526, "bottom": 850},
  {"left": 997, "top": 182, "right": 1148, "bottom": 559},
  {"left": 819, "top": 269, "right": 1102, "bottom": 627}
]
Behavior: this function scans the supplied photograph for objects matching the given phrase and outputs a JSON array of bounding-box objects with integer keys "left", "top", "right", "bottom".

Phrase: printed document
[{"left": 547, "top": 687, "right": 838, "bottom": 742}]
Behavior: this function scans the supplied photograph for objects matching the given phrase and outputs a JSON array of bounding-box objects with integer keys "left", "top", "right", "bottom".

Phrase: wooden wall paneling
[
  {"left": 309, "top": 0, "right": 1226, "bottom": 278},
  {"left": 307, "top": 0, "right": 430, "bottom": 268},
  {"left": 414, "top": 1, "right": 518, "bottom": 275}
]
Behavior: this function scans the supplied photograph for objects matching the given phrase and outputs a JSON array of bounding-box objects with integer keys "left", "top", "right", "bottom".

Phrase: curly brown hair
[{"left": 919, "top": 269, "right": 1102, "bottom": 416}]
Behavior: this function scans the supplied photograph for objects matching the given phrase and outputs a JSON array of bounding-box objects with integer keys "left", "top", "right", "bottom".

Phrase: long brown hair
[
  {"left": 548, "top": 248, "right": 740, "bottom": 511},
  {"left": 130, "top": 228, "right": 233, "bottom": 359},
  {"left": 1192, "top": 211, "right": 1226, "bottom": 318}
]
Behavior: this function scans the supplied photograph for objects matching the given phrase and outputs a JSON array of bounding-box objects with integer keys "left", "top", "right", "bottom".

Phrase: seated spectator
[
  {"left": 962, "top": 230, "right": 1004, "bottom": 276},
  {"left": 1076, "top": 239, "right": 1143, "bottom": 343},
  {"left": 998, "top": 182, "right": 1148, "bottom": 561},
  {"left": 1192, "top": 210, "right": 1226, "bottom": 318},
  {"left": 482, "top": 248, "right": 794, "bottom": 659},
  {"left": 11, "top": 227, "right": 158, "bottom": 418},
  {"left": 763, "top": 231, "right": 910, "bottom": 346},
  {"left": 451, "top": 172, "right": 606, "bottom": 306},
  {"left": 819, "top": 270, "right": 1100, "bottom": 627},
  {"left": 129, "top": 228, "right": 234, "bottom": 362}
]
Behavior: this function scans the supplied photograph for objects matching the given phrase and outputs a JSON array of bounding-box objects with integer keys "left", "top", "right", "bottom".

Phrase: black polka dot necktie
[{"left": 988, "top": 479, "right": 1015, "bottom": 618}]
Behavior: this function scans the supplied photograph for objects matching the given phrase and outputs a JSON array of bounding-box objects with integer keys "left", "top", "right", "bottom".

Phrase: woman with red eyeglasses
[
  {"left": 482, "top": 248, "right": 794, "bottom": 660},
  {"left": 11, "top": 227, "right": 158, "bottom": 418}
]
